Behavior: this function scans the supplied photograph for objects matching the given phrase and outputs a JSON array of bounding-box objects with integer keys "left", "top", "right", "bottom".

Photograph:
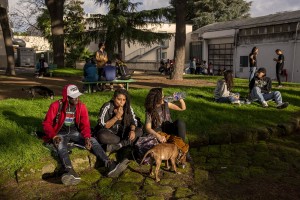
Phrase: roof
[{"left": 193, "top": 10, "right": 300, "bottom": 35}]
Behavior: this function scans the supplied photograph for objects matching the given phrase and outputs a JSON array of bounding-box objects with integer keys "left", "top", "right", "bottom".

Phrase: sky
[{"left": 8, "top": 0, "right": 300, "bottom": 20}]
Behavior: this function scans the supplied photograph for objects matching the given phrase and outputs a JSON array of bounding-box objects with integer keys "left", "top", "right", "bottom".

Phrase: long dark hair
[
  {"left": 224, "top": 70, "right": 234, "bottom": 91},
  {"left": 145, "top": 88, "right": 163, "bottom": 128},
  {"left": 251, "top": 46, "right": 258, "bottom": 54},
  {"left": 113, "top": 88, "right": 132, "bottom": 127}
]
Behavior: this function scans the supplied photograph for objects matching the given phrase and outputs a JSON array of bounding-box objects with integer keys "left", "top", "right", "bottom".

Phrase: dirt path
[{"left": 0, "top": 68, "right": 214, "bottom": 100}]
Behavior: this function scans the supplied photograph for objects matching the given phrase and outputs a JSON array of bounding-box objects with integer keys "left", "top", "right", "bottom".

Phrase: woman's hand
[
  {"left": 129, "top": 130, "right": 135, "bottom": 141},
  {"left": 114, "top": 106, "right": 124, "bottom": 120},
  {"left": 158, "top": 135, "right": 166, "bottom": 143}
]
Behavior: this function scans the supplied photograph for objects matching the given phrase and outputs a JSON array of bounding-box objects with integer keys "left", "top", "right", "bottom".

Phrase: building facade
[{"left": 191, "top": 10, "right": 300, "bottom": 83}]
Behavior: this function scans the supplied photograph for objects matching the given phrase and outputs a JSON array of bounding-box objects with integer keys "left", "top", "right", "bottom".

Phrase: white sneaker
[{"left": 262, "top": 101, "right": 268, "bottom": 108}]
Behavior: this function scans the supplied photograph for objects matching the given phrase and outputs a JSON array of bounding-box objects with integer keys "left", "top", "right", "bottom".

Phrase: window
[
  {"left": 240, "top": 56, "right": 248, "bottom": 67},
  {"left": 208, "top": 43, "right": 233, "bottom": 74},
  {"left": 162, "top": 52, "right": 167, "bottom": 59}
]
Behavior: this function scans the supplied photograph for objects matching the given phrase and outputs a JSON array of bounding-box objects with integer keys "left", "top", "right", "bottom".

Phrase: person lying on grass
[
  {"left": 249, "top": 67, "right": 289, "bottom": 109},
  {"left": 42, "top": 84, "right": 129, "bottom": 186},
  {"left": 214, "top": 70, "right": 241, "bottom": 104}
]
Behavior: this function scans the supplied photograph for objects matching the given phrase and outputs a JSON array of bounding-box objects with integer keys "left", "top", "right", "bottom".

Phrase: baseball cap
[{"left": 67, "top": 85, "right": 82, "bottom": 98}]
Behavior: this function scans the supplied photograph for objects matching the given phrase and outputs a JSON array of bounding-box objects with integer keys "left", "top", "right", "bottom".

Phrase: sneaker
[
  {"left": 106, "top": 143, "right": 122, "bottom": 153},
  {"left": 61, "top": 168, "right": 81, "bottom": 186},
  {"left": 262, "top": 101, "right": 268, "bottom": 108},
  {"left": 277, "top": 102, "right": 289, "bottom": 109},
  {"left": 107, "top": 159, "right": 130, "bottom": 178}
]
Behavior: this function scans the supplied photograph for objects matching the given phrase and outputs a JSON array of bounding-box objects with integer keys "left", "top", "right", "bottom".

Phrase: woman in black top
[
  {"left": 273, "top": 49, "right": 284, "bottom": 87},
  {"left": 249, "top": 47, "right": 258, "bottom": 82}
]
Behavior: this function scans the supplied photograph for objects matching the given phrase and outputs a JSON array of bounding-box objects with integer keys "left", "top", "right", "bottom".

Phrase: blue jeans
[
  {"left": 56, "top": 131, "right": 108, "bottom": 169},
  {"left": 250, "top": 86, "right": 282, "bottom": 104},
  {"left": 249, "top": 67, "right": 257, "bottom": 82}
]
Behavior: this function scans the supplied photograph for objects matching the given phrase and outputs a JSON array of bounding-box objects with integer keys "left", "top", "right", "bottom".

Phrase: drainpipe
[
  {"left": 233, "top": 29, "right": 239, "bottom": 77},
  {"left": 292, "top": 22, "right": 300, "bottom": 82}
]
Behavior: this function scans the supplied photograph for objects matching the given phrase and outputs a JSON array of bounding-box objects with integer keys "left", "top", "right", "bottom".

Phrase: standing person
[
  {"left": 214, "top": 70, "right": 240, "bottom": 104},
  {"left": 190, "top": 57, "right": 196, "bottom": 74},
  {"left": 249, "top": 46, "right": 258, "bottom": 82},
  {"left": 83, "top": 57, "right": 98, "bottom": 93},
  {"left": 35, "top": 54, "right": 48, "bottom": 78},
  {"left": 94, "top": 89, "right": 143, "bottom": 153},
  {"left": 95, "top": 42, "right": 108, "bottom": 90},
  {"left": 208, "top": 62, "right": 213, "bottom": 75},
  {"left": 42, "top": 84, "right": 129, "bottom": 185},
  {"left": 273, "top": 49, "right": 284, "bottom": 87},
  {"left": 249, "top": 68, "right": 289, "bottom": 109}
]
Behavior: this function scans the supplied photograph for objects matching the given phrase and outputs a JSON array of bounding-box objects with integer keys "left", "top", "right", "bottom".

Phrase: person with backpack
[
  {"left": 83, "top": 57, "right": 98, "bottom": 93},
  {"left": 144, "top": 88, "right": 192, "bottom": 162},
  {"left": 94, "top": 88, "right": 143, "bottom": 153},
  {"left": 42, "top": 84, "right": 129, "bottom": 186}
]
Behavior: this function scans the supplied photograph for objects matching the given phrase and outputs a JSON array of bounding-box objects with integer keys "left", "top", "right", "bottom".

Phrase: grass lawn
[{"left": 0, "top": 75, "right": 300, "bottom": 182}]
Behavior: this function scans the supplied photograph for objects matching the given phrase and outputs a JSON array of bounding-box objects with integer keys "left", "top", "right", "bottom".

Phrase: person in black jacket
[
  {"left": 94, "top": 89, "right": 143, "bottom": 153},
  {"left": 249, "top": 67, "right": 289, "bottom": 109}
]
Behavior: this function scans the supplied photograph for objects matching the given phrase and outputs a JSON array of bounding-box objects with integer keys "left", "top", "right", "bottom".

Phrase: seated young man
[{"left": 249, "top": 67, "right": 289, "bottom": 109}]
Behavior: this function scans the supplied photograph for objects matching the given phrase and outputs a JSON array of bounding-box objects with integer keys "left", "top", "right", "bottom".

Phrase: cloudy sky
[{"left": 8, "top": 0, "right": 300, "bottom": 18}]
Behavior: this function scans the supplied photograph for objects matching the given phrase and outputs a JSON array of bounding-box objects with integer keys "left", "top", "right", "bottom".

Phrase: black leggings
[
  {"left": 276, "top": 65, "right": 282, "bottom": 85},
  {"left": 162, "top": 119, "right": 186, "bottom": 140},
  {"left": 96, "top": 127, "right": 143, "bottom": 146}
]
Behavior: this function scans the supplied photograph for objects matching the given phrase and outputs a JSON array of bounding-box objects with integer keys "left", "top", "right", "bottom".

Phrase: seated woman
[
  {"left": 94, "top": 89, "right": 143, "bottom": 153},
  {"left": 144, "top": 88, "right": 192, "bottom": 162},
  {"left": 214, "top": 70, "right": 240, "bottom": 104}
]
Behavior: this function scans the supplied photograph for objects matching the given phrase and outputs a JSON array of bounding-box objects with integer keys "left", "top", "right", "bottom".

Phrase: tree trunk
[
  {"left": 173, "top": 0, "right": 187, "bottom": 80},
  {"left": 0, "top": 7, "right": 16, "bottom": 76},
  {"left": 45, "top": 0, "right": 65, "bottom": 67}
]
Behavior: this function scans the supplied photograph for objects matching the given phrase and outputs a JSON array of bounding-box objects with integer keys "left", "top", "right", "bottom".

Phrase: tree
[
  {"left": 0, "top": 6, "right": 16, "bottom": 76},
  {"left": 188, "top": 0, "right": 251, "bottom": 30},
  {"left": 172, "top": 0, "right": 187, "bottom": 80},
  {"left": 90, "top": 0, "right": 173, "bottom": 59},
  {"left": 45, "top": 0, "right": 65, "bottom": 67}
]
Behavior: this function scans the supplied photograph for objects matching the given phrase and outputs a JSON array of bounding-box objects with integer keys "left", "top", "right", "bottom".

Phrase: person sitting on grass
[
  {"left": 144, "top": 88, "right": 192, "bottom": 162},
  {"left": 94, "top": 88, "right": 143, "bottom": 153},
  {"left": 214, "top": 70, "right": 241, "bottom": 104},
  {"left": 249, "top": 67, "right": 289, "bottom": 109},
  {"left": 42, "top": 84, "right": 129, "bottom": 186}
]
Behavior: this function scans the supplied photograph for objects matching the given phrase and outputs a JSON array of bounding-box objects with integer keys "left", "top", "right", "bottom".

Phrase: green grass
[
  {"left": 0, "top": 75, "right": 300, "bottom": 179},
  {"left": 52, "top": 68, "right": 83, "bottom": 77}
]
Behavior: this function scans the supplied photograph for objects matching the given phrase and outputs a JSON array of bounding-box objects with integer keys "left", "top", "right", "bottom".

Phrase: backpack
[
  {"left": 134, "top": 134, "right": 159, "bottom": 164},
  {"left": 118, "top": 65, "right": 131, "bottom": 80}
]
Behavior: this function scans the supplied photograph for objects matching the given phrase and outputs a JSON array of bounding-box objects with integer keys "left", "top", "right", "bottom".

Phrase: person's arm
[
  {"left": 145, "top": 121, "right": 166, "bottom": 143},
  {"left": 218, "top": 81, "right": 230, "bottom": 97},
  {"left": 168, "top": 99, "right": 186, "bottom": 111},
  {"left": 104, "top": 106, "right": 123, "bottom": 129},
  {"left": 42, "top": 102, "right": 59, "bottom": 141}
]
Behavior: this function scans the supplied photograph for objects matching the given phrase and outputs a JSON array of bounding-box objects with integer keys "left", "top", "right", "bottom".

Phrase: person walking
[
  {"left": 273, "top": 49, "right": 284, "bottom": 87},
  {"left": 249, "top": 47, "right": 258, "bottom": 82}
]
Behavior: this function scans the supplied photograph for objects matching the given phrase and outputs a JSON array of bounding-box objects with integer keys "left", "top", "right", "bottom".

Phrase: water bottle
[{"left": 164, "top": 92, "right": 186, "bottom": 102}]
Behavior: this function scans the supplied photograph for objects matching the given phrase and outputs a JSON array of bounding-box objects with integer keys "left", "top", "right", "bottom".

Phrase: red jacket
[{"left": 42, "top": 84, "right": 91, "bottom": 142}]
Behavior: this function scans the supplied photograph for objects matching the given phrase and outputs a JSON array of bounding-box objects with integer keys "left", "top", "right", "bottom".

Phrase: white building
[{"left": 191, "top": 10, "right": 300, "bottom": 83}]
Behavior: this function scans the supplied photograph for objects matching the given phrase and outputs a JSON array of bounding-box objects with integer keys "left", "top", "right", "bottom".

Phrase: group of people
[
  {"left": 159, "top": 59, "right": 175, "bottom": 75},
  {"left": 43, "top": 85, "right": 189, "bottom": 185},
  {"left": 249, "top": 47, "right": 285, "bottom": 87},
  {"left": 214, "top": 46, "right": 289, "bottom": 109},
  {"left": 83, "top": 42, "right": 130, "bottom": 92},
  {"left": 188, "top": 58, "right": 212, "bottom": 75}
]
